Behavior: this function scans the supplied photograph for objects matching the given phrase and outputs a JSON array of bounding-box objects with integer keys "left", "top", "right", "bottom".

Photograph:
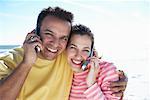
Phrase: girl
[{"left": 66, "top": 24, "right": 121, "bottom": 100}]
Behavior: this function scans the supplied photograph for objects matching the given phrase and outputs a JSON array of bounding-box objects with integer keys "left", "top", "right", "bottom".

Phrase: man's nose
[{"left": 53, "top": 38, "right": 60, "bottom": 47}]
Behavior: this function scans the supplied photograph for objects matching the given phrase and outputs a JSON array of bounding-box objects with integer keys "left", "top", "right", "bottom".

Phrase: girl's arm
[{"left": 84, "top": 61, "right": 121, "bottom": 100}]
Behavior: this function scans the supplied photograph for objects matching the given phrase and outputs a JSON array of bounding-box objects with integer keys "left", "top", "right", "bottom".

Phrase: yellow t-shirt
[{"left": 0, "top": 47, "right": 73, "bottom": 100}]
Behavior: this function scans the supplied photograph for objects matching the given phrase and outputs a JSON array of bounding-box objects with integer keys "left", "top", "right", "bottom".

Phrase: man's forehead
[
  {"left": 41, "top": 17, "right": 71, "bottom": 36},
  {"left": 42, "top": 15, "right": 71, "bottom": 25},
  {"left": 42, "top": 28, "right": 70, "bottom": 37}
]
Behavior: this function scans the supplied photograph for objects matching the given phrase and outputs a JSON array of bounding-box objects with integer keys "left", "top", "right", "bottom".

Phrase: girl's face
[{"left": 67, "top": 34, "right": 92, "bottom": 73}]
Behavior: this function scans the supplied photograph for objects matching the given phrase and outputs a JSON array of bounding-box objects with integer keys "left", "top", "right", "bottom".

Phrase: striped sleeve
[
  {"left": 69, "top": 62, "right": 121, "bottom": 100},
  {"left": 97, "top": 62, "right": 121, "bottom": 100},
  {"left": 84, "top": 83, "right": 105, "bottom": 100}
]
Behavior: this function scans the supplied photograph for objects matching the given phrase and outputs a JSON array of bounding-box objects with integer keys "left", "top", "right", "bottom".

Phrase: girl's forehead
[
  {"left": 71, "top": 34, "right": 91, "bottom": 40},
  {"left": 70, "top": 35, "right": 92, "bottom": 48}
]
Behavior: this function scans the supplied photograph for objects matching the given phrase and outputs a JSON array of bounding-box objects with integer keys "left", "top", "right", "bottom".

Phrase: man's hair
[
  {"left": 69, "top": 24, "right": 94, "bottom": 50},
  {"left": 36, "top": 6, "right": 74, "bottom": 35}
]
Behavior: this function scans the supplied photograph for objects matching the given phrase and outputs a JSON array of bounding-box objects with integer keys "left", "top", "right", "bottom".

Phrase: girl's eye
[
  {"left": 68, "top": 46, "right": 77, "bottom": 52},
  {"left": 82, "top": 50, "right": 90, "bottom": 56},
  {"left": 83, "top": 50, "right": 90, "bottom": 53},
  {"left": 69, "top": 46, "right": 76, "bottom": 49}
]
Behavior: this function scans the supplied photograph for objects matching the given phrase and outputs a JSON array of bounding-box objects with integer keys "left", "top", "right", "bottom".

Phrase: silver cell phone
[
  {"left": 35, "top": 29, "right": 41, "bottom": 52},
  {"left": 35, "top": 45, "right": 41, "bottom": 52},
  {"left": 82, "top": 48, "right": 94, "bottom": 70}
]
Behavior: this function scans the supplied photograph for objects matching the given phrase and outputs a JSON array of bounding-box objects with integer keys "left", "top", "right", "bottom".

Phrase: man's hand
[
  {"left": 109, "top": 70, "right": 128, "bottom": 97},
  {"left": 0, "top": 30, "right": 43, "bottom": 100},
  {"left": 23, "top": 30, "right": 43, "bottom": 66}
]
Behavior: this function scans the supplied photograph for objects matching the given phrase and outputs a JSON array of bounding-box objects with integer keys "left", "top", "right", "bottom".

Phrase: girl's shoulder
[{"left": 99, "top": 61, "right": 117, "bottom": 71}]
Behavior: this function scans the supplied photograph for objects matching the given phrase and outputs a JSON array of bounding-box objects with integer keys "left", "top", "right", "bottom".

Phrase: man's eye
[
  {"left": 45, "top": 33, "right": 53, "bottom": 36},
  {"left": 44, "top": 33, "right": 54, "bottom": 39},
  {"left": 61, "top": 37, "right": 68, "bottom": 42}
]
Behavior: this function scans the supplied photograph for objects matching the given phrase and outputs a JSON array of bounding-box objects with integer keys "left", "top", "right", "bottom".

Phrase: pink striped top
[{"left": 69, "top": 61, "right": 121, "bottom": 100}]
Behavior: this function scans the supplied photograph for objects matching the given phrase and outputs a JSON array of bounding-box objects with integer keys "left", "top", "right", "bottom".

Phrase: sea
[
  {"left": 0, "top": 45, "right": 149, "bottom": 100},
  {"left": 0, "top": 45, "right": 20, "bottom": 54}
]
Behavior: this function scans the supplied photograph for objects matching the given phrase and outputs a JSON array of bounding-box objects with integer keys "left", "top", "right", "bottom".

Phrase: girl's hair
[{"left": 69, "top": 24, "right": 94, "bottom": 50}]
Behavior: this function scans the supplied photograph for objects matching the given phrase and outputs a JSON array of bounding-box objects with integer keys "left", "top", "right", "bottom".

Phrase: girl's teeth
[{"left": 72, "top": 60, "right": 81, "bottom": 64}]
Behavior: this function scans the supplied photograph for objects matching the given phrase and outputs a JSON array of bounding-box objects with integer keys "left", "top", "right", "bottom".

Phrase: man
[{"left": 0, "top": 7, "right": 127, "bottom": 100}]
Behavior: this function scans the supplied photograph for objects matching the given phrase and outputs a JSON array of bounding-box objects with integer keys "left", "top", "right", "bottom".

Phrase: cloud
[{"left": 0, "top": 12, "right": 33, "bottom": 20}]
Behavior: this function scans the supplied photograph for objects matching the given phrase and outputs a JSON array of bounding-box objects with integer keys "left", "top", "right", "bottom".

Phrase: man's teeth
[
  {"left": 72, "top": 60, "right": 81, "bottom": 65},
  {"left": 47, "top": 48, "right": 57, "bottom": 53}
]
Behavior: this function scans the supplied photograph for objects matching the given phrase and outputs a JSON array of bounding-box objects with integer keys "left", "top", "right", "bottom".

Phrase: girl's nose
[{"left": 75, "top": 51, "right": 83, "bottom": 60}]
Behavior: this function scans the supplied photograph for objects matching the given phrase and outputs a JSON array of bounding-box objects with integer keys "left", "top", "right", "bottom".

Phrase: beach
[{"left": 122, "top": 60, "right": 150, "bottom": 100}]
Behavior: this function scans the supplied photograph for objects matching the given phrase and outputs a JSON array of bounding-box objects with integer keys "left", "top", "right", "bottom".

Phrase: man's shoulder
[
  {"left": 0, "top": 46, "right": 24, "bottom": 67},
  {"left": 0, "top": 46, "right": 23, "bottom": 58},
  {"left": 0, "top": 46, "right": 24, "bottom": 79}
]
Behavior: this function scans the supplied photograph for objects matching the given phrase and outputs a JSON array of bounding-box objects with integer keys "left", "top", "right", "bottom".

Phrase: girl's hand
[{"left": 86, "top": 57, "right": 100, "bottom": 87}]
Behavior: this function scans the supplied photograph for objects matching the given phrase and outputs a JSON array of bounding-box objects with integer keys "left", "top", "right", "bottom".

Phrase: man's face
[{"left": 39, "top": 16, "right": 71, "bottom": 60}]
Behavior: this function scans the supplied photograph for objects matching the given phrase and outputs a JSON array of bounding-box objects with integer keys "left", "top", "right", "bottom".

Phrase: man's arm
[
  {"left": 0, "top": 31, "right": 43, "bottom": 100},
  {"left": 108, "top": 70, "right": 128, "bottom": 98},
  {"left": 0, "top": 62, "right": 32, "bottom": 100}
]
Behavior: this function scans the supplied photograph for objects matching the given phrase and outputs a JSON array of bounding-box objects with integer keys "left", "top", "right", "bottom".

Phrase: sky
[
  {"left": 0, "top": 0, "right": 149, "bottom": 61},
  {"left": 0, "top": 0, "right": 150, "bottom": 98}
]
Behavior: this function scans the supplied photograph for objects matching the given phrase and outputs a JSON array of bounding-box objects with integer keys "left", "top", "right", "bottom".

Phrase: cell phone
[
  {"left": 34, "top": 28, "right": 41, "bottom": 52},
  {"left": 35, "top": 45, "right": 41, "bottom": 52},
  {"left": 82, "top": 48, "right": 94, "bottom": 70}
]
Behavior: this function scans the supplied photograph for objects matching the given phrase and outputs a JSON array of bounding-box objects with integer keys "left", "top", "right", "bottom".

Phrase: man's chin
[
  {"left": 38, "top": 52, "right": 57, "bottom": 61},
  {"left": 42, "top": 53, "right": 57, "bottom": 60},
  {"left": 45, "top": 56, "right": 56, "bottom": 60}
]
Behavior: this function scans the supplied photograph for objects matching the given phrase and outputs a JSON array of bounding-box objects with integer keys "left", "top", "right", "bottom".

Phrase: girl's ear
[
  {"left": 93, "top": 49, "right": 102, "bottom": 59},
  {"left": 93, "top": 48, "right": 98, "bottom": 57}
]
